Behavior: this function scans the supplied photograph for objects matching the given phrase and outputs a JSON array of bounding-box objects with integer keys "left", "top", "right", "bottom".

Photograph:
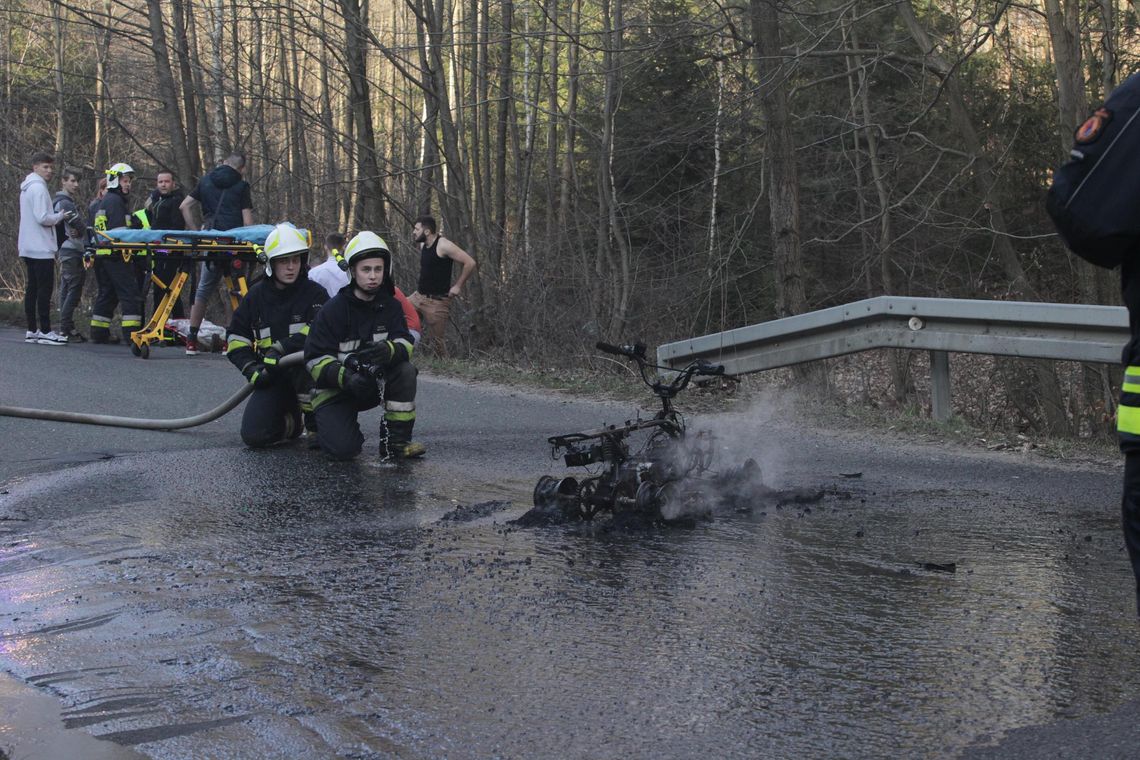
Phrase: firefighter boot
[
  {"left": 303, "top": 411, "right": 320, "bottom": 449},
  {"left": 284, "top": 408, "right": 303, "bottom": 440},
  {"left": 90, "top": 321, "right": 114, "bottom": 344},
  {"left": 380, "top": 418, "right": 426, "bottom": 460}
]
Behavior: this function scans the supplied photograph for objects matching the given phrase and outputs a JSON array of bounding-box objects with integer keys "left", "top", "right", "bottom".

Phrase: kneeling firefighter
[
  {"left": 303, "top": 231, "right": 424, "bottom": 461},
  {"left": 226, "top": 223, "right": 328, "bottom": 447}
]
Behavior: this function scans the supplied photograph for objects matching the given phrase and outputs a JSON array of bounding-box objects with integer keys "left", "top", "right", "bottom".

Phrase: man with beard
[
  {"left": 143, "top": 169, "right": 189, "bottom": 318},
  {"left": 408, "top": 215, "right": 476, "bottom": 357}
]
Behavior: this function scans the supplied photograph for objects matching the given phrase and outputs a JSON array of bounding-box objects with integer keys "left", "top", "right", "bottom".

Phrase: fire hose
[{"left": 0, "top": 352, "right": 304, "bottom": 431}]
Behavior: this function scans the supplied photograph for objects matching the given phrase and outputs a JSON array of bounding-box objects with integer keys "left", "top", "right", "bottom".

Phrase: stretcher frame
[{"left": 86, "top": 229, "right": 264, "bottom": 359}]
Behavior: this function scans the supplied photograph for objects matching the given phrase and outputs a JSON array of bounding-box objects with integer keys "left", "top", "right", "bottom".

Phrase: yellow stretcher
[{"left": 85, "top": 225, "right": 300, "bottom": 359}]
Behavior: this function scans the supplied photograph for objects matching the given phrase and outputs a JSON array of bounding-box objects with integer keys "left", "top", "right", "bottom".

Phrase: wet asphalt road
[{"left": 2, "top": 325, "right": 1140, "bottom": 758}]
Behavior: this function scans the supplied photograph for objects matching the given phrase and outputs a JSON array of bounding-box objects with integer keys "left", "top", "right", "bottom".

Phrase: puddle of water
[{"left": 0, "top": 447, "right": 1135, "bottom": 759}]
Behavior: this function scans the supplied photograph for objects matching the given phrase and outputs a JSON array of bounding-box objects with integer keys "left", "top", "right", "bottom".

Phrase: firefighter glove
[
  {"left": 243, "top": 362, "right": 273, "bottom": 388},
  {"left": 359, "top": 340, "right": 394, "bottom": 368},
  {"left": 344, "top": 369, "right": 379, "bottom": 402}
]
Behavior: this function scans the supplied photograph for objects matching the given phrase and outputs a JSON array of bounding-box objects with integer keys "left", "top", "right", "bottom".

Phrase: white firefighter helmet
[
  {"left": 343, "top": 231, "right": 393, "bottom": 294},
  {"left": 105, "top": 162, "right": 135, "bottom": 190},
  {"left": 262, "top": 223, "right": 311, "bottom": 278}
]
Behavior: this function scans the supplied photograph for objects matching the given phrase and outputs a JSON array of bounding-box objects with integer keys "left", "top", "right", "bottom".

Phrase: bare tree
[{"left": 144, "top": 0, "right": 193, "bottom": 183}]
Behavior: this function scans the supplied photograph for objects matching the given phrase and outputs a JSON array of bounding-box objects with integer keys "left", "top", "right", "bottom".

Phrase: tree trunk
[
  {"left": 51, "top": 0, "right": 66, "bottom": 163},
  {"left": 340, "top": 0, "right": 387, "bottom": 229},
  {"left": 170, "top": 0, "right": 202, "bottom": 179},
  {"left": 490, "top": 0, "right": 514, "bottom": 279},
  {"left": 557, "top": 0, "right": 580, "bottom": 232},
  {"left": 414, "top": 0, "right": 440, "bottom": 216},
  {"left": 543, "top": 0, "right": 559, "bottom": 249},
  {"left": 751, "top": 0, "right": 807, "bottom": 318},
  {"left": 92, "top": 0, "right": 113, "bottom": 172},
  {"left": 184, "top": 0, "right": 214, "bottom": 170},
  {"left": 209, "top": 0, "right": 228, "bottom": 161},
  {"left": 1044, "top": 0, "right": 1086, "bottom": 158},
  {"left": 318, "top": 9, "right": 338, "bottom": 227},
  {"left": 144, "top": 0, "right": 193, "bottom": 184}
]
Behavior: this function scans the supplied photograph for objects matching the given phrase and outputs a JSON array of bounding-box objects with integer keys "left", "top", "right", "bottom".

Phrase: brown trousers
[{"left": 408, "top": 291, "right": 450, "bottom": 356}]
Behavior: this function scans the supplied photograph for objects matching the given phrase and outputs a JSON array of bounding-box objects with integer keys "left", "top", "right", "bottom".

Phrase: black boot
[
  {"left": 284, "top": 408, "right": 303, "bottom": 440},
  {"left": 380, "top": 418, "right": 425, "bottom": 460},
  {"left": 303, "top": 411, "right": 320, "bottom": 449}
]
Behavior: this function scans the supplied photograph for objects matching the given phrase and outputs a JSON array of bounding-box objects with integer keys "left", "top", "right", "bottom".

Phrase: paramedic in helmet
[
  {"left": 303, "top": 231, "right": 424, "bottom": 461},
  {"left": 226, "top": 223, "right": 328, "bottom": 447},
  {"left": 90, "top": 162, "right": 144, "bottom": 346}
]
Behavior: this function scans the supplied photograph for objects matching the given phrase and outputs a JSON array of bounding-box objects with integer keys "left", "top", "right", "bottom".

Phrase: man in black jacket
[
  {"left": 227, "top": 223, "right": 328, "bottom": 447},
  {"left": 304, "top": 231, "right": 423, "bottom": 461},
  {"left": 181, "top": 151, "right": 254, "bottom": 354},
  {"left": 143, "top": 169, "right": 189, "bottom": 318}
]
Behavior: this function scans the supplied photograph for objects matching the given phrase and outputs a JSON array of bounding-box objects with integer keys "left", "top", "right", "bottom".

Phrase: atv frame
[{"left": 534, "top": 341, "right": 757, "bottom": 522}]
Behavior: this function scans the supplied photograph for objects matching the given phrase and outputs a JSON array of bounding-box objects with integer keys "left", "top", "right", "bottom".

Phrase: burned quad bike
[{"left": 534, "top": 342, "right": 761, "bottom": 522}]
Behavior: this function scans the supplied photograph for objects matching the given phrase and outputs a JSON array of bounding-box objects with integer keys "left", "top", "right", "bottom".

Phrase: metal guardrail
[{"left": 657, "top": 296, "right": 1129, "bottom": 421}]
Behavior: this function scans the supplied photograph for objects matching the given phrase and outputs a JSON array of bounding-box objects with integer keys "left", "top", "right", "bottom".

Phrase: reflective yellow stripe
[
  {"left": 227, "top": 336, "right": 252, "bottom": 348},
  {"left": 384, "top": 410, "right": 416, "bottom": 422},
  {"left": 1125, "top": 367, "right": 1140, "bottom": 393},
  {"left": 255, "top": 337, "right": 273, "bottom": 349},
  {"left": 1120, "top": 404, "right": 1140, "bottom": 435},
  {"left": 122, "top": 319, "right": 142, "bottom": 328},
  {"left": 132, "top": 209, "right": 150, "bottom": 229},
  {"left": 90, "top": 318, "right": 111, "bottom": 328},
  {"left": 309, "top": 356, "right": 335, "bottom": 382},
  {"left": 311, "top": 388, "right": 339, "bottom": 408}
]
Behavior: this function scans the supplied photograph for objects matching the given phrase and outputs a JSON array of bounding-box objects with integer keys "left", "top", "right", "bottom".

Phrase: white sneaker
[
  {"left": 36, "top": 330, "right": 68, "bottom": 345},
  {"left": 25, "top": 330, "right": 42, "bottom": 343}
]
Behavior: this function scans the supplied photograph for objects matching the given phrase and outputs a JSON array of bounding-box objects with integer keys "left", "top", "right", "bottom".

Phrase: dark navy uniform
[
  {"left": 1118, "top": 260, "right": 1140, "bottom": 614},
  {"left": 90, "top": 188, "right": 144, "bottom": 344},
  {"left": 227, "top": 275, "right": 328, "bottom": 447},
  {"left": 304, "top": 285, "right": 417, "bottom": 461}
]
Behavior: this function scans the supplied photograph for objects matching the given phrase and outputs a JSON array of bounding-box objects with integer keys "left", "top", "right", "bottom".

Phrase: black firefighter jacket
[
  {"left": 226, "top": 274, "right": 328, "bottom": 376},
  {"left": 304, "top": 285, "right": 414, "bottom": 407}
]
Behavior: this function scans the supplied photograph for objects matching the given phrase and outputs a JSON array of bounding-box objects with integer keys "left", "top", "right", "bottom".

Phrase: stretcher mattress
[{"left": 97, "top": 224, "right": 288, "bottom": 245}]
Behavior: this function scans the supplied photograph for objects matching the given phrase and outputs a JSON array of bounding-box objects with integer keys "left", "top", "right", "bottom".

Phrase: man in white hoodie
[{"left": 18, "top": 152, "right": 71, "bottom": 345}]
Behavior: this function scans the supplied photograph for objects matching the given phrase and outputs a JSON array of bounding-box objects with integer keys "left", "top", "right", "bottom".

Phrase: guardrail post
[{"left": 930, "top": 350, "right": 951, "bottom": 422}]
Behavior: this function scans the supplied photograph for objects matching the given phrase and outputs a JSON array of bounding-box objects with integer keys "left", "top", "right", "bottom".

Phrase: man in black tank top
[{"left": 408, "top": 215, "right": 476, "bottom": 357}]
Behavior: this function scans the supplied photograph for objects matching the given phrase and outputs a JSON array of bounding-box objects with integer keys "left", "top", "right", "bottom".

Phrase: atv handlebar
[
  {"left": 596, "top": 341, "right": 647, "bottom": 359},
  {"left": 598, "top": 339, "right": 727, "bottom": 400}
]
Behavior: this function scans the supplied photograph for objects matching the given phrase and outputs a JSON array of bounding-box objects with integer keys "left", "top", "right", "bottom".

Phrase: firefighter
[
  {"left": 304, "top": 231, "right": 424, "bottom": 461},
  {"left": 226, "top": 223, "right": 328, "bottom": 448},
  {"left": 1119, "top": 261, "right": 1140, "bottom": 616},
  {"left": 89, "top": 162, "right": 144, "bottom": 345}
]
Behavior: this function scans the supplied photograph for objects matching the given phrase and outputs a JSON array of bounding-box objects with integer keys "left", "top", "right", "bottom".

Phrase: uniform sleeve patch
[{"left": 1075, "top": 107, "right": 1113, "bottom": 144}]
